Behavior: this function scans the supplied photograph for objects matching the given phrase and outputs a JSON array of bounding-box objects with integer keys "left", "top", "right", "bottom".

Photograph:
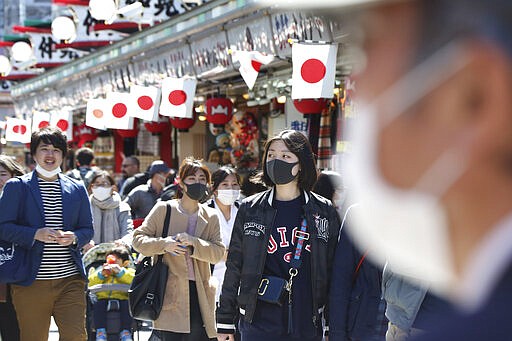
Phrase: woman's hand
[
  {"left": 217, "top": 334, "right": 235, "bottom": 341},
  {"left": 175, "top": 232, "right": 194, "bottom": 246},
  {"left": 163, "top": 236, "right": 187, "bottom": 256}
]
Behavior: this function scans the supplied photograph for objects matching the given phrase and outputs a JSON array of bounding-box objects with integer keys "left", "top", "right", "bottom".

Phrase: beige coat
[{"left": 132, "top": 200, "right": 225, "bottom": 337}]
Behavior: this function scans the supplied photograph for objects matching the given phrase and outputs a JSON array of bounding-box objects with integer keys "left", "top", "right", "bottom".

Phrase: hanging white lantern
[
  {"left": 51, "top": 16, "right": 77, "bottom": 43},
  {"left": 118, "top": 2, "right": 143, "bottom": 19},
  {"left": 11, "top": 41, "right": 33, "bottom": 62},
  {"left": 0, "top": 55, "right": 11, "bottom": 76},
  {"left": 89, "top": 0, "right": 117, "bottom": 21}
]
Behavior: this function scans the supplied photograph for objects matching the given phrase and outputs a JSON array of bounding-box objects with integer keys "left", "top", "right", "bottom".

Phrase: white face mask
[
  {"left": 344, "top": 42, "right": 473, "bottom": 295},
  {"left": 35, "top": 163, "right": 61, "bottom": 178},
  {"left": 216, "top": 189, "right": 240, "bottom": 206},
  {"left": 92, "top": 186, "right": 112, "bottom": 201}
]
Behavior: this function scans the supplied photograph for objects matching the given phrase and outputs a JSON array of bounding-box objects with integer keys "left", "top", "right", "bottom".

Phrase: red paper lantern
[
  {"left": 75, "top": 123, "right": 97, "bottom": 147},
  {"left": 115, "top": 119, "right": 139, "bottom": 138},
  {"left": 205, "top": 97, "right": 233, "bottom": 127},
  {"left": 293, "top": 98, "right": 331, "bottom": 115},
  {"left": 144, "top": 121, "right": 168, "bottom": 134},
  {"left": 169, "top": 116, "right": 195, "bottom": 132}
]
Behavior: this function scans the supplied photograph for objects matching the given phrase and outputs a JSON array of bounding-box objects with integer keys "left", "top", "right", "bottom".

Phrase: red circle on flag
[
  {"left": 112, "top": 103, "right": 128, "bottom": 118},
  {"left": 137, "top": 96, "right": 154, "bottom": 110},
  {"left": 93, "top": 109, "right": 104, "bottom": 118},
  {"left": 301, "top": 59, "right": 326, "bottom": 84},
  {"left": 56, "top": 119, "right": 69, "bottom": 131},
  {"left": 38, "top": 121, "right": 49, "bottom": 129},
  {"left": 251, "top": 60, "right": 262, "bottom": 72},
  {"left": 13, "top": 125, "right": 26, "bottom": 134},
  {"left": 168, "top": 90, "right": 187, "bottom": 106}
]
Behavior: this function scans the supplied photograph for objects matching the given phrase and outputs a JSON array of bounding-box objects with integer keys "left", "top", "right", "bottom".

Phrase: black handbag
[
  {"left": 128, "top": 204, "right": 171, "bottom": 321},
  {"left": 257, "top": 275, "right": 289, "bottom": 306}
]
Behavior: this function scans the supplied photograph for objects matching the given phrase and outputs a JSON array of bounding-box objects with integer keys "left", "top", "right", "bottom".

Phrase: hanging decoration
[
  {"left": 144, "top": 120, "right": 168, "bottom": 134},
  {"left": 5, "top": 117, "right": 31, "bottom": 143},
  {"left": 31, "top": 111, "right": 51, "bottom": 132},
  {"left": 130, "top": 84, "right": 161, "bottom": 122},
  {"left": 205, "top": 97, "right": 233, "bottom": 127},
  {"left": 75, "top": 122, "right": 98, "bottom": 147},
  {"left": 293, "top": 98, "right": 331, "bottom": 115},
  {"left": 159, "top": 76, "right": 197, "bottom": 118},
  {"left": 85, "top": 98, "right": 108, "bottom": 130},
  {"left": 115, "top": 118, "right": 139, "bottom": 138},
  {"left": 50, "top": 108, "right": 73, "bottom": 140},
  {"left": 169, "top": 112, "right": 196, "bottom": 132},
  {"left": 230, "top": 49, "right": 274, "bottom": 90},
  {"left": 291, "top": 42, "right": 338, "bottom": 99}
]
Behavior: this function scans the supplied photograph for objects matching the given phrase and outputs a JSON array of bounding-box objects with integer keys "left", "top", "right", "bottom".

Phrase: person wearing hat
[
  {"left": 123, "top": 160, "right": 170, "bottom": 219},
  {"left": 279, "top": 0, "right": 512, "bottom": 340}
]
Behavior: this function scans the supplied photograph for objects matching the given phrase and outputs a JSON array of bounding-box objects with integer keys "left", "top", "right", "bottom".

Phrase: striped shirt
[{"left": 36, "top": 177, "right": 79, "bottom": 280}]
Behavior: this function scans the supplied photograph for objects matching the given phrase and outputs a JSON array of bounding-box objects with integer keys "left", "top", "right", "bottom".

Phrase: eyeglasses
[
  {"left": 121, "top": 164, "right": 135, "bottom": 168},
  {"left": 91, "top": 182, "right": 112, "bottom": 188}
]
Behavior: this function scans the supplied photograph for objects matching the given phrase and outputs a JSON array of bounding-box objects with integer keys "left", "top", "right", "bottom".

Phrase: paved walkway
[{"left": 48, "top": 318, "right": 152, "bottom": 341}]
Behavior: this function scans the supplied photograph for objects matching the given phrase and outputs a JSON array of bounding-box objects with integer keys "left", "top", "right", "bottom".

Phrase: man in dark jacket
[{"left": 329, "top": 222, "right": 387, "bottom": 341}]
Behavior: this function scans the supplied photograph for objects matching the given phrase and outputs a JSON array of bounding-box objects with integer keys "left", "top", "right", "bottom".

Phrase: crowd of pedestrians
[{"left": 3, "top": 1, "right": 512, "bottom": 340}]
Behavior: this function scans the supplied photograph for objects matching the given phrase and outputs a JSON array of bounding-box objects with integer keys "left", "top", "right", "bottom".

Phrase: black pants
[
  {"left": 151, "top": 281, "right": 213, "bottom": 341},
  {"left": 93, "top": 299, "right": 132, "bottom": 330}
]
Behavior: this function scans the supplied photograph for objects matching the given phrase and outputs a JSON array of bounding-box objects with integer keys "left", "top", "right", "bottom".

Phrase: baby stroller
[{"left": 83, "top": 242, "right": 137, "bottom": 341}]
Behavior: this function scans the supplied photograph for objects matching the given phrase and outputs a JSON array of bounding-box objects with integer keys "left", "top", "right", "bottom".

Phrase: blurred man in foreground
[{"left": 297, "top": 0, "right": 512, "bottom": 339}]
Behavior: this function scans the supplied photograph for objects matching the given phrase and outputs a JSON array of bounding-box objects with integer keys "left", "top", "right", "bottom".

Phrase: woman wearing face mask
[
  {"left": 216, "top": 130, "right": 340, "bottom": 341},
  {"left": 207, "top": 166, "right": 241, "bottom": 304},
  {"left": 0, "top": 155, "right": 24, "bottom": 341},
  {"left": 133, "top": 157, "right": 225, "bottom": 341},
  {"left": 82, "top": 171, "right": 134, "bottom": 252}
]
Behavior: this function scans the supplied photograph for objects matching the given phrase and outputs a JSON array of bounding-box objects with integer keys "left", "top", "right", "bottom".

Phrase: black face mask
[
  {"left": 266, "top": 159, "right": 299, "bottom": 185},
  {"left": 185, "top": 183, "right": 208, "bottom": 201}
]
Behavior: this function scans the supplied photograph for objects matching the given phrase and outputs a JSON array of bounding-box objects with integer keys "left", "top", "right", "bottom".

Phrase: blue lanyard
[{"left": 290, "top": 218, "right": 309, "bottom": 270}]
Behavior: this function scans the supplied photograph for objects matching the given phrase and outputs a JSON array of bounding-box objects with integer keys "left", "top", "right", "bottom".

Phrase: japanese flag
[
  {"left": 31, "top": 111, "right": 51, "bottom": 132},
  {"left": 86, "top": 98, "right": 108, "bottom": 130},
  {"left": 231, "top": 50, "right": 274, "bottom": 90},
  {"left": 105, "top": 92, "right": 135, "bottom": 130},
  {"left": 159, "top": 77, "right": 196, "bottom": 118},
  {"left": 50, "top": 109, "right": 73, "bottom": 140},
  {"left": 5, "top": 117, "right": 31, "bottom": 143},
  {"left": 291, "top": 43, "right": 338, "bottom": 99},
  {"left": 130, "top": 85, "right": 161, "bottom": 122}
]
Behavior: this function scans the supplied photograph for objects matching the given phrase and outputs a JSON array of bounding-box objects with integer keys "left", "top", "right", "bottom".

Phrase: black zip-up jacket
[{"left": 216, "top": 188, "right": 340, "bottom": 335}]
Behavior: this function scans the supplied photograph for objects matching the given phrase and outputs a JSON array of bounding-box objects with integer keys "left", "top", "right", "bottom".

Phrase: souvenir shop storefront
[{"left": 8, "top": 0, "right": 353, "bottom": 178}]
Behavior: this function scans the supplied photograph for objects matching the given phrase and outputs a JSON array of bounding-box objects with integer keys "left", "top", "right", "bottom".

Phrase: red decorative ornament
[
  {"left": 205, "top": 97, "right": 233, "bottom": 127},
  {"left": 292, "top": 98, "right": 331, "bottom": 115},
  {"left": 115, "top": 119, "right": 139, "bottom": 138},
  {"left": 76, "top": 123, "right": 98, "bottom": 147},
  {"left": 144, "top": 121, "right": 168, "bottom": 134},
  {"left": 169, "top": 115, "right": 195, "bottom": 132}
]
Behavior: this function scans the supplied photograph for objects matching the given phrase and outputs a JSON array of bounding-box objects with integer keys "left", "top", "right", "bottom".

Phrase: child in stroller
[{"left": 85, "top": 243, "right": 135, "bottom": 341}]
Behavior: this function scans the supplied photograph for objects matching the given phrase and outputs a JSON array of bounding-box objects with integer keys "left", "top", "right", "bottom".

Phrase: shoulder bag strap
[{"left": 156, "top": 204, "right": 172, "bottom": 264}]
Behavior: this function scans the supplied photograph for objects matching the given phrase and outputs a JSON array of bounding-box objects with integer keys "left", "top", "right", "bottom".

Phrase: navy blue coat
[
  {"left": 329, "top": 227, "right": 386, "bottom": 341},
  {"left": 0, "top": 172, "right": 94, "bottom": 285},
  {"left": 412, "top": 263, "right": 512, "bottom": 341}
]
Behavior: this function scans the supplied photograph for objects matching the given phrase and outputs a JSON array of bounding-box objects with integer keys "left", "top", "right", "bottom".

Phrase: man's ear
[{"left": 455, "top": 40, "right": 512, "bottom": 164}]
